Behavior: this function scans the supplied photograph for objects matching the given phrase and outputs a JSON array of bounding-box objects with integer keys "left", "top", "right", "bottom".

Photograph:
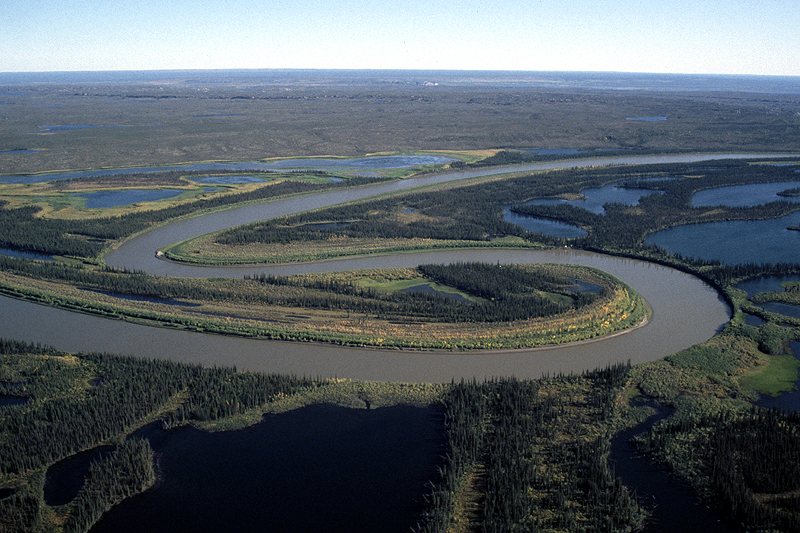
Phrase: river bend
[{"left": 4, "top": 153, "right": 791, "bottom": 381}]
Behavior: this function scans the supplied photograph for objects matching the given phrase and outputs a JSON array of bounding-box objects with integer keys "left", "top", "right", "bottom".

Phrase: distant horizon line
[{"left": 1, "top": 67, "right": 798, "bottom": 78}]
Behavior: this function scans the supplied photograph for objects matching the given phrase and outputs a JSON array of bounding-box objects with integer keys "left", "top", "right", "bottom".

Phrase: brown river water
[{"left": 4, "top": 153, "right": 791, "bottom": 382}]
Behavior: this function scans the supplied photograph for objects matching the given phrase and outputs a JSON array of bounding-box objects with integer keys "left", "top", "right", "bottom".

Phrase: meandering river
[{"left": 1, "top": 153, "right": 793, "bottom": 382}]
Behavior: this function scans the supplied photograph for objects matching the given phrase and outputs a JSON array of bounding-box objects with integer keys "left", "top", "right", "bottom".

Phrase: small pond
[
  {"left": 27, "top": 125, "right": 131, "bottom": 133},
  {"left": 521, "top": 148, "right": 589, "bottom": 156},
  {"left": 691, "top": 180, "right": 800, "bottom": 208},
  {"left": 44, "top": 445, "right": 116, "bottom": 506},
  {"left": 192, "top": 176, "right": 266, "bottom": 184},
  {"left": 757, "top": 301, "right": 800, "bottom": 319},
  {"left": 74, "top": 189, "right": 190, "bottom": 209},
  {"left": 626, "top": 116, "right": 668, "bottom": 121},
  {"left": 735, "top": 275, "right": 800, "bottom": 298},
  {"left": 0, "top": 395, "right": 29, "bottom": 408},
  {"left": 744, "top": 313, "right": 766, "bottom": 326},
  {"left": 502, "top": 208, "right": 587, "bottom": 238},
  {"left": 569, "top": 279, "right": 604, "bottom": 293},
  {"left": 0, "top": 247, "right": 53, "bottom": 261},
  {"left": 89, "top": 404, "right": 445, "bottom": 533},
  {"left": 399, "top": 284, "right": 473, "bottom": 304}
]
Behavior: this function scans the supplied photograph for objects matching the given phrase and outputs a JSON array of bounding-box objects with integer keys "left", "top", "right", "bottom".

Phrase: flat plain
[{"left": 3, "top": 70, "right": 800, "bottom": 533}]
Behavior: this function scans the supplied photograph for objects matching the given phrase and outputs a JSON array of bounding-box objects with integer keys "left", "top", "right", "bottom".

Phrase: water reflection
[
  {"left": 502, "top": 207, "right": 587, "bottom": 238},
  {"left": 90, "top": 404, "right": 444, "bottom": 533},
  {"left": 610, "top": 400, "right": 741, "bottom": 533},
  {"left": 646, "top": 211, "right": 800, "bottom": 265}
]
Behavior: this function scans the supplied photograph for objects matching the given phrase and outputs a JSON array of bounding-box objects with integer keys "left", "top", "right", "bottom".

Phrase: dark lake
[
  {"left": 645, "top": 210, "right": 800, "bottom": 265},
  {"left": 502, "top": 207, "right": 587, "bottom": 238},
  {"left": 610, "top": 401, "right": 741, "bottom": 533},
  {"left": 89, "top": 404, "right": 445, "bottom": 533}
]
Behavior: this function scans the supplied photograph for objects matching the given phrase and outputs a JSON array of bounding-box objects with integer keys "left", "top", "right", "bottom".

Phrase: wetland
[{"left": 3, "top": 70, "right": 800, "bottom": 533}]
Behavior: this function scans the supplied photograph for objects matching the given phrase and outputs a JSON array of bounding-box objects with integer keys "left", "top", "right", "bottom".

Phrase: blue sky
[{"left": 2, "top": 0, "right": 798, "bottom": 75}]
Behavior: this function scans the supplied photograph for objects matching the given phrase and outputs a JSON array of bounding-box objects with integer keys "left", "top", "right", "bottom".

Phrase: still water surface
[
  {"left": 691, "top": 180, "right": 800, "bottom": 208},
  {"left": 645, "top": 211, "right": 800, "bottom": 265},
  {"left": 89, "top": 405, "right": 444, "bottom": 533}
]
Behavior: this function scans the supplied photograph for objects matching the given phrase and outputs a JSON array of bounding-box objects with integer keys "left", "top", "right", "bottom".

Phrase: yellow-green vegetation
[
  {"left": 0, "top": 260, "right": 647, "bottom": 351},
  {"left": 0, "top": 171, "right": 346, "bottom": 220},
  {"left": 739, "top": 352, "right": 800, "bottom": 397},
  {"left": 164, "top": 234, "right": 541, "bottom": 265}
]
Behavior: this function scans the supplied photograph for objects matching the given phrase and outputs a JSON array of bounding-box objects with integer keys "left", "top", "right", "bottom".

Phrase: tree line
[
  {"left": 0, "top": 339, "right": 320, "bottom": 476},
  {"left": 645, "top": 407, "right": 800, "bottom": 531},
  {"left": 1, "top": 255, "right": 602, "bottom": 324},
  {"left": 417, "top": 364, "right": 643, "bottom": 533}
]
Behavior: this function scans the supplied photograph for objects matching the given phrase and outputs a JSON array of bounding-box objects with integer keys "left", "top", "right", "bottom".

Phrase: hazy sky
[{"left": 3, "top": 0, "right": 798, "bottom": 75}]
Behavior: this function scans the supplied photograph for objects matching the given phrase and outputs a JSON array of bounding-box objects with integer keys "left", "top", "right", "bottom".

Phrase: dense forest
[
  {"left": 0, "top": 339, "right": 648, "bottom": 533},
  {"left": 3, "top": 156, "right": 800, "bottom": 531},
  {"left": 0, "top": 340, "right": 318, "bottom": 476},
  {"left": 644, "top": 407, "right": 800, "bottom": 531},
  {"left": 418, "top": 365, "right": 642, "bottom": 533},
  {"left": 0, "top": 255, "right": 610, "bottom": 325},
  {"left": 203, "top": 159, "right": 800, "bottom": 261}
]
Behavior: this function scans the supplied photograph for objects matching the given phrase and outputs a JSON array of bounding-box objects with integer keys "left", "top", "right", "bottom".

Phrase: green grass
[
  {"left": 739, "top": 353, "right": 800, "bottom": 397},
  {"left": 355, "top": 276, "right": 485, "bottom": 304}
]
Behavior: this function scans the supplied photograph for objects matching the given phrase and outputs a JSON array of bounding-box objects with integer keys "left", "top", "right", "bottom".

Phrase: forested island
[{"left": 2, "top": 71, "right": 800, "bottom": 532}]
